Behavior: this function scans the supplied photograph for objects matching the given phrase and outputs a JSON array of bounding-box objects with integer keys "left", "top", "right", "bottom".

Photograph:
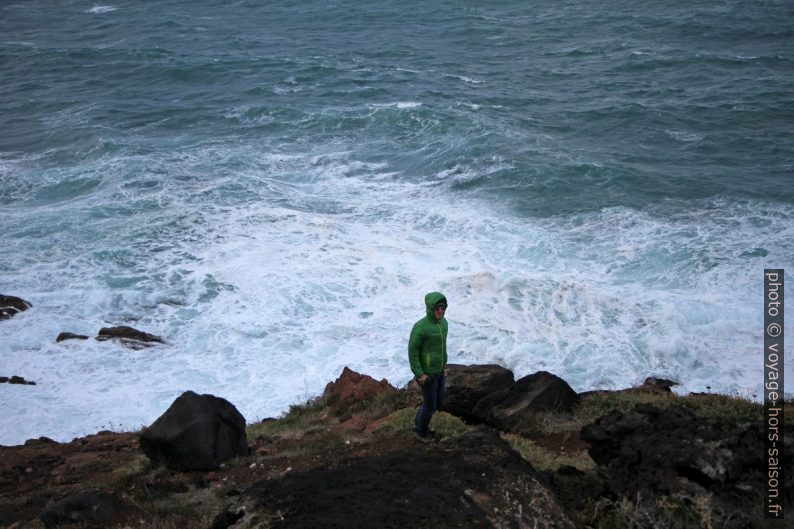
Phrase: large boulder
[
  {"left": 440, "top": 364, "right": 515, "bottom": 422},
  {"left": 581, "top": 404, "right": 794, "bottom": 527},
  {"left": 139, "top": 391, "right": 248, "bottom": 471},
  {"left": 323, "top": 367, "right": 398, "bottom": 416},
  {"left": 0, "top": 294, "right": 31, "bottom": 320},
  {"left": 473, "top": 371, "right": 579, "bottom": 433}
]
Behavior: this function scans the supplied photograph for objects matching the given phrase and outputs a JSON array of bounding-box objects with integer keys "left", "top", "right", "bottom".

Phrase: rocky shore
[{"left": 1, "top": 364, "right": 791, "bottom": 529}]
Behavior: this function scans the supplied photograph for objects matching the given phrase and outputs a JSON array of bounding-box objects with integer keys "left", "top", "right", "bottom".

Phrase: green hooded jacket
[{"left": 408, "top": 292, "right": 448, "bottom": 377}]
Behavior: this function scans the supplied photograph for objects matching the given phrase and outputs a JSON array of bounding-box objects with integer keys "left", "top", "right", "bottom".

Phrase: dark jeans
[{"left": 414, "top": 372, "right": 445, "bottom": 436}]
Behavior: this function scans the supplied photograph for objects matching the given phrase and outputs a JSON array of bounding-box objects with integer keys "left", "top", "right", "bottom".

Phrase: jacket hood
[{"left": 424, "top": 292, "right": 448, "bottom": 321}]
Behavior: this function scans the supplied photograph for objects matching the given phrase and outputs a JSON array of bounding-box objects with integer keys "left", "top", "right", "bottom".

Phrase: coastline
[{"left": 1, "top": 365, "right": 790, "bottom": 528}]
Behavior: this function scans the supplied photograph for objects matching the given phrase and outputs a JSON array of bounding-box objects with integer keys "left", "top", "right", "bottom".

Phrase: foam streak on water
[{"left": 1, "top": 0, "right": 792, "bottom": 445}]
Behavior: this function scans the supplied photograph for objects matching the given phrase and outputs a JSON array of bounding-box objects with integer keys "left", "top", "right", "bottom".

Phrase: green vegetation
[
  {"left": 110, "top": 453, "right": 151, "bottom": 486},
  {"left": 373, "top": 408, "right": 474, "bottom": 438}
]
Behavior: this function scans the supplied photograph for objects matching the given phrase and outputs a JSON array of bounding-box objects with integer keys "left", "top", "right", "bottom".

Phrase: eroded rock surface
[
  {"left": 139, "top": 391, "right": 248, "bottom": 471},
  {"left": 581, "top": 404, "right": 794, "bottom": 527},
  {"left": 323, "top": 366, "right": 398, "bottom": 416},
  {"left": 473, "top": 371, "right": 579, "bottom": 433},
  {"left": 441, "top": 363, "right": 515, "bottom": 422}
]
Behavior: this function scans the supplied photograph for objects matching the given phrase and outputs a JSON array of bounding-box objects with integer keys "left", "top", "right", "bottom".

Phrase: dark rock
[
  {"left": 638, "top": 376, "right": 678, "bottom": 393},
  {"left": 210, "top": 506, "right": 246, "bottom": 529},
  {"left": 4, "top": 375, "right": 36, "bottom": 385},
  {"left": 96, "top": 325, "right": 164, "bottom": 348},
  {"left": 139, "top": 391, "right": 248, "bottom": 471},
  {"left": 440, "top": 364, "right": 515, "bottom": 422},
  {"left": 56, "top": 332, "right": 90, "bottom": 342},
  {"left": 0, "top": 294, "right": 31, "bottom": 320},
  {"left": 40, "top": 491, "right": 123, "bottom": 528},
  {"left": 581, "top": 404, "right": 794, "bottom": 527},
  {"left": 322, "top": 367, "right": 398, "bottom": 415},
  {"left": 239, "top": 425, "right": 574, "bottom": 529},
  {"left": 557, "top": 464, "right": 585, "bottom": 476},
  {"left": 24, "top": 436, "right": 58, "bottom": 446},
  {"left": 472, "top": 371, "right": 580, "bottom": 433}
]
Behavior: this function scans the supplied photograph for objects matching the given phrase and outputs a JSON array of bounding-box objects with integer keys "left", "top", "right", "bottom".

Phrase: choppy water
[{"left": 1, "top": 0, "right": 792, "bottom": 445}]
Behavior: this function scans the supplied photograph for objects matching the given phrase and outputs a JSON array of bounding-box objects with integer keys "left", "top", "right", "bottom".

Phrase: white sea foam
[
  {"left": 86, "top": 6, "right": 117, "bottom": 14},
  {"left": 444, "top": 74, "right": 486, "bottom": 84},
  {"left": 1, "top": 145, "right": 791, "bottom": 445},
  {"left": 370, "top": 102, "right": 422, "bottom": 110}
]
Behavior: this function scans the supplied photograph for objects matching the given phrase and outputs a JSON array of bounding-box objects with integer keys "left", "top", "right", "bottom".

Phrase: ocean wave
[{"left": 85, "top": 6, "right": 117, "bottom": 14}]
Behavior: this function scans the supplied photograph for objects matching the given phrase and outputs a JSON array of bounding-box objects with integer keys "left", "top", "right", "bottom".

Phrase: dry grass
[
  {"left": 530, "top": 389, "right": 775, "bottom": 438},
  {"left": 501, "top": 433, "right": 596, "bottom": 473},
  {"left": 246, "top": 396, "right": 330, "bottom": 440}
]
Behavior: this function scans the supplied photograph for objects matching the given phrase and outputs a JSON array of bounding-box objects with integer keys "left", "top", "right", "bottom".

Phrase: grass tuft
[
  {"left": 373, "top": 408, "right": 474, "bottom": 438},
  {"left": 247, "top": 396, "right": 329, "bottom": 440},
  {"left": 501, "top": 433, "right": 596, "bottom": 473}
]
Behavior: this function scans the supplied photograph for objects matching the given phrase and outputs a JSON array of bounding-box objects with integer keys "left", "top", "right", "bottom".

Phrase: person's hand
[{"left": 417, "top": 374, "right": 429, "bottom": 386}]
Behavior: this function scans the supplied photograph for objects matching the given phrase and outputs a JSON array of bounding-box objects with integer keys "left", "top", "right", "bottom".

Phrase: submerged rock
[
  {"left": 56, "top": 332, "right": 90, "bottom": 342},
  {"left": 96, "top": 325, "right": 164, "bottom": 348},
  {"left": 0, "top": 294, "right": 31, "bottom": 320},
  {"left": 0, "top": 375, "right": 36, "bottom": 385},
  {"left": 139, "top": 391, "right": 248, "bottom": 471}
]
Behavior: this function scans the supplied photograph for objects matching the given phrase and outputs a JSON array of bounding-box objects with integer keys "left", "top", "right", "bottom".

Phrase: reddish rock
[{"left": 322, "top": 367, "right": 397, "bottom": 415}]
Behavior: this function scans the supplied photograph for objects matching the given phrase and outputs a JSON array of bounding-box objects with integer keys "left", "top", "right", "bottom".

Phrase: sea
[{"left": 1, "top": 0, "right": 792, "bottom": 445}]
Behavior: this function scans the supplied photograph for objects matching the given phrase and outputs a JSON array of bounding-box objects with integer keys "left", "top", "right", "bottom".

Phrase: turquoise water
[{"left": 1, "top": 0, "right": 792, "bottom": 444}]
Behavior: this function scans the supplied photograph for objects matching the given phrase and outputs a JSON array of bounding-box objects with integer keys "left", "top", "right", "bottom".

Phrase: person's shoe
[
  {"left": 414, "top": 429, "right": 433, "bottom": 443},
  {"left": 428, "top": 429, "right": 441, "bottom": 439}
]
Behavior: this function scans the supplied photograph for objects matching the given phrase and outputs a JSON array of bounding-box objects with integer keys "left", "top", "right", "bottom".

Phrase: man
[{"left": 408, "top": 292, "right": 448, "bottom": 441}]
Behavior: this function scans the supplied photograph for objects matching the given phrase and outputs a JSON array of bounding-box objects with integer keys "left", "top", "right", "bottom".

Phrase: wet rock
[
  {"left": 40, "top": 491, "right": 124, "bottom": 528},
  {"left": 139, "top": 391, "right": 248, "bottom": 471},
  {"left": 581, "top": 404, "right": 794, "bottom": 527},
  {"left": 322, "top": 367, "right": 398, "bottom": 416},
  {"left": 56, "top": 332, "right": 89, "bottom": 342},
  {"left": 0, "top": 294, "right": 31, "bottom": 320},
  {"left": 0, "top": 375, "right": 36, "bottom": 385},
  {"left": 638, "top": 376, "right": 679, "bottom": 393},
  {"left": 440, "top": 364, "right": 515, "bottom": 422},
  {"left": 473, "top": 371, "right": 579, "bottom": 433},
  {"left": 96, "top": 325, "right": 164, "bottom": 348}
]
